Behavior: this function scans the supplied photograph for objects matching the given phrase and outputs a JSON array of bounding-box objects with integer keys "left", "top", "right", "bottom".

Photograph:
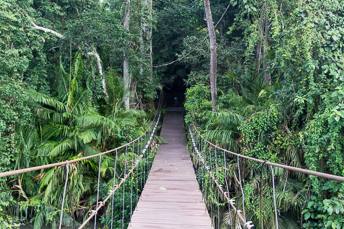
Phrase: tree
[
  {"left": 203, "top": 0, "right": 217, "bottom": 112},
  {"left": 140, "top": 0, "right": 153, "bottom": 85},
  {"left": 123, "top": 0, "right": 132, "bottom": 110}
]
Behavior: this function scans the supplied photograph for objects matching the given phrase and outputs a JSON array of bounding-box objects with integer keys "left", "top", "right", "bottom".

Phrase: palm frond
[
  {"left": 37, "top": 108, "right": 72, "bottom": 124},
  {"left": 76, "top": 114, "right": 120, "bottom": 135},
  {"left": 48, "top": 139, "right": 74, "bottom": 157},
  {"left": 78, "top": 129, "right": 98, "bottom": 144},
  {"left": 41, "top": 124, "right": 72, "bottom": 140},
  {"left": 29, "top": 90, "right": 66, "bottom": 112},
  {"left": 204, "top": 111, "right": 243, "bottom": 149}
]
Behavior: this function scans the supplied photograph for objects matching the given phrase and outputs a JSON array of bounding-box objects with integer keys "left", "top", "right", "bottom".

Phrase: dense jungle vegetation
[
  {"left": 179, "top": 0, "right": 344, "bottom": 228},
  {"left": 0, "top": 0, "right": 343, "bottom": 228},
  {"left": 0, "top": 0, "right": 156, "bottom": 227}
]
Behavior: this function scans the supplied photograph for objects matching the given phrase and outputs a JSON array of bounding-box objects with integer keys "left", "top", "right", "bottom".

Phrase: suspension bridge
[
  {"left": 0, "top": 108, "right": 344, "bottom": 228},
  {"left": 129, "top": 109, "right": 211, "bottom": 228}
]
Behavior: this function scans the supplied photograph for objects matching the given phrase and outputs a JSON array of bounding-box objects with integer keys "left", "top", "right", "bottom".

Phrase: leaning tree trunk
[
  {"left": 87, "top": 48, "right": 108, "bottom": 99},
  {"left": 123, "top": 0, "right": 131, "bottom": 110},
  {"left": 204, "top": 0, "right": 217, "bottom": 112}
]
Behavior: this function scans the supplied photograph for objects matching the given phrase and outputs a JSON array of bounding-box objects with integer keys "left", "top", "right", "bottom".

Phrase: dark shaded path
[{"left": 129, "top": 109, "right": 212, "bottom": 229}]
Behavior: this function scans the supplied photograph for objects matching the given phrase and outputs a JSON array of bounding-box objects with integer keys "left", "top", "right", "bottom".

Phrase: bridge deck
[{"left": 129, "top": 110, "right": 212, "bottom": 229}]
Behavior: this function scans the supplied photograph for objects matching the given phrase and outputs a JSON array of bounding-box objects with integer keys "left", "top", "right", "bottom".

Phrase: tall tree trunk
[
  {"left": 257, "top": 2, "right": 271, "bottom": 84},
  {"left": 148, "top": 0, "right": 153, "bottom": 79},
  {"left": 262, "top": 16, "right": 271, "bottom": 84},
  {"left": 204, "top": 0, "right": 217, "bottom": 112},
  {"left": 123, "top": 0, "right": 131, "bottom": 110},
  {"left": 140, "top": 0, "right": 153, "bottom": 86},
  {"left": 139, "top": 0, "right": 145, "bottom": 79}
]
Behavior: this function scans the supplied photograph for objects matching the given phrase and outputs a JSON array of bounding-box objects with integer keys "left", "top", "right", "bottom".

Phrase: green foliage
[
  {"left": 105, "top": 70, "right": 124, "bottom": 113},
  {"left": 0, "top": 0, "right": 343, "bottom": 227},
  {"left": 303, "top": 195, "right": 344, "bottom": 228},
  {"left": 0, "top": 0, "right": 49, "bottom": 91},
  {"left": 185, "top": 84, "right": 212, "bottom": 125},
  {"left": 0, "top": 80, "right": 33, "bottom": 225},
  {"left": 0, "top": 0, "right": 159, "bottom": 226},
  {"left": 0, "top": 51, "right": 151, "bottom": 227},
  {"left": 204, "top": 111, "right": 242, "bottom": 151},
  {"left": 184, "top": 0, "right": 344, "bottom": 227},
  {"left": 0, "top": 81, "right": 33, "bottom": 171},
  {"left": 239, "top": 105, "right": 280, "bottom": 161}
]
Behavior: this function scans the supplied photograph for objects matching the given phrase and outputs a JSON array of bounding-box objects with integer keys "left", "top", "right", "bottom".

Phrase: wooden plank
[{"left": 128, "top": 110, "right": 212, "bottom": 229}]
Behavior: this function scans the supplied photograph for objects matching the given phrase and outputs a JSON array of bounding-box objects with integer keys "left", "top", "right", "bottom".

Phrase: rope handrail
[
  {"left": 191, "top": 124, "right": 344, "bottom": 182},
  {"left": 78, "top": 112, "right": 161, "bottom": 228},
  {"left": 0, "top": 112, "right": 161, "bottom": 179},
  {"left": 188, "top": 127, "right": 253, "bottom": 228}
]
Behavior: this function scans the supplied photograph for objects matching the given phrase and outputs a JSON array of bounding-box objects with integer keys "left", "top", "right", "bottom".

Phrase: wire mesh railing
[
  {"left": 0, "top": 112, "right": 161, "bottom": 229},
  {"left": 188, "top": 124, "right": 344, "bottom": 229}
]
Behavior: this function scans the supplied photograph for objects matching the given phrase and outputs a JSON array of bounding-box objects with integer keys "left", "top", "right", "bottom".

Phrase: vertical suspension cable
[
  {"left": 140, "top": 135, "right": 144, "bottom": 190},
  {"left": 143, "top": 137, "right": 146, "bottom": 185},
  {"left": 209, "top": 144, "right": 213, "bottom": 171},
  {"left": 201, "top": 139, "right": 206, "bottom": 205},
  {"left": 222, "top": 150, "right": 230, "bottom": 197},
  {"left": 135, "top": 139, "right": 139, "bottom": 202},
  {"left": 136, "top": 151, "right": 139, "bottom": 203},
  {"left": 110, "top": 150, "right": 118, "bottom": 229},
  {"left": 129, "top": 165, "right": 134, "bottom": 218},
  {"left": 122, "top": 147, "right": 128, "bottom": 229},
  {"left": 259, "top": 164, "right": 263, "bottom": 229},
  {"left": 213, "top": 148, "right": 219, "bottom": 228},
  {"left": 205, "top": 142, "right": 212, "bottom": 225},
  {"left": 215, "top": 149, "right": 220, "bottom": 228},
  {"left": 195, "top": 135, "right": 203, "bottom": 194},
  {"left": 222, "top": 150, "right": 232, "bottom": 227},
  {"left": 205, "top": 147, "right": 216, "bottom": 228},
  {"left": 211, "top": 179, "right": 214, "bottom": 227},
  {"left": 198, "top": 136, "right": 201, "bottom": 155},
  {"left": 94, "top": 155, "right": 102, "bottom": 229},
  {"left": 136, "top": 139, "right": 141, "bottom": 203},
  {"left": 130, "top": 141, "right": 136, "bottom": 218},
  {"left": 59, "top": 163, "right": 70, "bottom": 229},
  {"left": 145, "top": 134, "right": 149, "bottom": 182},
  {"left": 270, "top": 165, "right": 279, "bottom": 229},
  {"left": 140, "top": 138, "right": 144, "bottom": 190},
  {"left": 236, "top": 155, "right": 246, "bottom": 218},
  {"left": 197, "top": 137, "right": 202, "bottom": 190},
  {"left": 217, "top": 184, "right": 220, "bottom": 229}
]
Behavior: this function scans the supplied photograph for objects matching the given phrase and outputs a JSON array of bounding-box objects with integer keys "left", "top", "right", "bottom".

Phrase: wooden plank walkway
[{"left": 129, "top": 109, "right": 212, "bottom": 229}]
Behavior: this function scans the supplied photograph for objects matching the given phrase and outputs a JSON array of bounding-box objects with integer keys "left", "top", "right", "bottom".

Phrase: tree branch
[
  {"left": 88, "top": 49, "right": 104, "bottom": 76},
  {"left": 31, "top": 21, "right": 65, "bottom": 39}
]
